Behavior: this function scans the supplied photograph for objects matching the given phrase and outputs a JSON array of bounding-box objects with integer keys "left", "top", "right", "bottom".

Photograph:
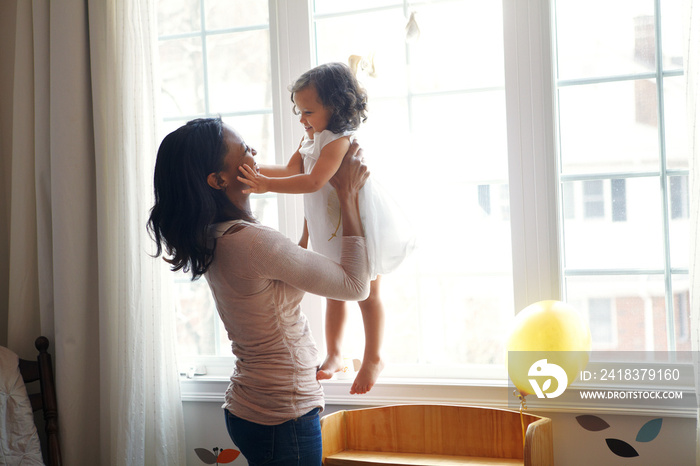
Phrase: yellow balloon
[{"left": 506, "top": 300, "right": 591, "bottom": 397}]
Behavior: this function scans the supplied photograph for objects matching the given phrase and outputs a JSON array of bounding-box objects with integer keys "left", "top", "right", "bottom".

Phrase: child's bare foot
[
  {"left": 350, "top": 356, "right": 385, "bottom": 394},
  {"left": 316, "top": 354, "right": 345, "bottom": 380}
]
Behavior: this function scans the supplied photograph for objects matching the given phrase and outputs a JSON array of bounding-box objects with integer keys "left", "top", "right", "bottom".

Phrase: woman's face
[
  {"left": 293, "top": 86, "right": 332, "bottom": 138},
  {"left": 212, "top": 125, "right": 257, "bottom": 196}
]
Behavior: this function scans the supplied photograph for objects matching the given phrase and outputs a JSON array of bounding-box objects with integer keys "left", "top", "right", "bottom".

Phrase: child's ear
[{"left": 207, "top": 173, "right": 224, "bottom": 190}]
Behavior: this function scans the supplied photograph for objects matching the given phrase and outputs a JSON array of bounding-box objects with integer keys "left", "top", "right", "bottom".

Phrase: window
[
  {"left": 157, "top": 0, "right": 278, "bottom": 360},
  {"left": 312, "top": 0, "right": 512, "bottom": 374},
  {"left": 157, "top": 0, "right": 689, "bottom": 384},
  {"left": 556, "top": 0, "right": 689, "bottom": 352}
]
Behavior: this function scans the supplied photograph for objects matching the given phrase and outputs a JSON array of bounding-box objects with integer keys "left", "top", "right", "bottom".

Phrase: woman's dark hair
[
  {"left": 290, "top": 62, "right": 368, "bottom": 133},
  {"left": 147, "top": 117, "right": 255, "bottom": 280}
]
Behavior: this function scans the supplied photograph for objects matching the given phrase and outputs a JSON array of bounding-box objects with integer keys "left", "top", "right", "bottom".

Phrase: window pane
[
  {"left": 342, "top": 266, "right": 513, "bottom": 370},
  {"left": 562, "top": 177, "right": 663, "bottom": 270},
  {"left": 566, "top": 275, "right": 669, "bottom": 351},
  {"left": 555, "top": 0, "right": 655, "bottom": 81},
  {"left": 669, "top": 175, "right": 689, "bottom": 270},
  {"left": 410, "top": 92, "right": 508, "bottom": 180},
  {"left": 660, "top": 0, "right": 684, "bottom": 71},
  {"left": 672, "top": 275, "right": 690, "bottom": 350},
  {"left": 314, "top": 9, "right": 408, "bottom": 99},
  {"left": 221, "top": 114, "right": 275, "bottom": 166},
  {"left": 558, "top": 80, "right": 659, "bottom": 176},
  {"left": 205, "top": 0, "right": 268, "bottom": 30},
  {"left": 408, "top": 2, "right": 504, "bottom": 92},
  {"left": 663, "top": 76, "right": 689, "bottom": 170},
  {"left": 158, "top": 0, "right": 200, "bottom": 36},
  {"left": 173, "top": 271, "right": 228, "bottom": 356},
  {"left": 159, "top": 38, "right": 205, "bottom": 117},
  {"left": 207, "top": 31, "right": 272, "bottom": 114},
  {"left": 360, "top": 97, "right": 410, "bottom": 151},
  {"left": 313, "top": 0, "right": 399, "bottom": 16}
]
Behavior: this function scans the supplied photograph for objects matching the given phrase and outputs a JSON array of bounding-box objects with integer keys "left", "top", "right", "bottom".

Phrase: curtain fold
[
  {"left": 3, "top": 0, "right": 186, "bottom": 463},
  {"left": 87, "top": 0, "right": 185, "bottom": 463},
  {"left": 49, "top": 1, "right": 103, "bottom": 459},
  {"left": 685, "top": 0, "right": 700, "bottom": 461},
  {"left": 7, "top": 0, "right": 41, "bottom": 357}
]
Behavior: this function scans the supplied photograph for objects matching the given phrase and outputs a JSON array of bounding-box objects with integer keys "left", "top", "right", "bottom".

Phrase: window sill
[{"left": 179, "top": 376, "right": 696, "bottom": 418}]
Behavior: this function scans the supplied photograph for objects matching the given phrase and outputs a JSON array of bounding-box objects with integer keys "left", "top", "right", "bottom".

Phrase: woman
[{"left": 147, "top": 117, "right": 370, "bottom": 465}]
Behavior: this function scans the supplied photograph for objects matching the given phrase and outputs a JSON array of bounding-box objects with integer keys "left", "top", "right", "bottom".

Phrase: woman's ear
[{"left": 207, "top": 172, "right": 224, "bottom": 190}]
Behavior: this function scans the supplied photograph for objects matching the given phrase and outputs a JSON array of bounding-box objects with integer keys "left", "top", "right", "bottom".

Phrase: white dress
[{"left": 300, "top": 129, "right": 415, "bottom": 280}]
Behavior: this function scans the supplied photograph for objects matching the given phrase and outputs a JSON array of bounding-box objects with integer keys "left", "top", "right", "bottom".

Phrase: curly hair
[
  {"left": 147, "top": 117, "right": 256, "bottom": 280},
  {"left": 290, "top": 62, "right": 368, "bottom": 133}
]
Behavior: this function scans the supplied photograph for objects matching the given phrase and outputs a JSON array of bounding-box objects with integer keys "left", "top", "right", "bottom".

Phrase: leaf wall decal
[
  {"left": 217, "top": 448, "right": 241, "bottom": 463},
  {"left": 606, "top": 438, "right": 639, "bottom": 458},
  {"left": 636, "top": 418, "right": 663, "bottom": 442},
  {"left": 194, "top": 448, "right": 218, "bottom": 464},
  {"left": 576, "top": 415, "right": 610, "bottom": 432}
]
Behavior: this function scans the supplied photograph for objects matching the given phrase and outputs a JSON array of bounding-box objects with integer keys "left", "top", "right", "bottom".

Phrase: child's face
[{"left": 293, "top": 86, "right": 332, "bottom": 138}]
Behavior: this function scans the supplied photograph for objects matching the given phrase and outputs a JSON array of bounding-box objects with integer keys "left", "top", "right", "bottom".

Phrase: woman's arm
[
  {"left": 328, "top": 140, "right": 367, "bottom": 238},
  {"left": 250, "top": 229, "right": 370, "bottom": 301},
  {"left": 238, "top": 137, "right": 350, "bottom": 194},
  {"left": 249, "top": 142, "right": 370, "bottom": 301}
]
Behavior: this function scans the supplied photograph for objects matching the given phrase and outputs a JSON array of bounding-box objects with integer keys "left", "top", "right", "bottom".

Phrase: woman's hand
[
  {"left": 329, "top": 140, "right": 369, "bottom": 201},
  {"left": 329, "top": 140, "right": 369, "bottom": 238}
]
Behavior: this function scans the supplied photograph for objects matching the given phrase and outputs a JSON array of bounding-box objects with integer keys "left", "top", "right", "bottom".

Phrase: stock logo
[{"left": 528, "top": 359, "right": 568, "bottom": 398}]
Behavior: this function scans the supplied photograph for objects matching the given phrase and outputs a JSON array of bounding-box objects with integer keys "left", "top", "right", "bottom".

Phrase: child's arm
[
  {"left": 258, "top": 145, "right": 304, "bottom": 178},
  {"left": 238, "top": 137, "right": 350, "bottom": 194}
]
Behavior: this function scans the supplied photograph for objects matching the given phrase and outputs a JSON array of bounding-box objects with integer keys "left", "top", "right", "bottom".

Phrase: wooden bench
[{"left": 320, "top": 404, "right": 553, "bottom": 466}]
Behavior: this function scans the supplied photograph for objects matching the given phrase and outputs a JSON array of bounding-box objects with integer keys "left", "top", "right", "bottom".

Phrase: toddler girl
[{"left": 238, "top": 62, "right": 414, "bottom": 394}]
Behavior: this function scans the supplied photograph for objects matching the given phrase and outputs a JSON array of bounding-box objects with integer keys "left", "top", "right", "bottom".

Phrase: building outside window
[
  {"left": 611, "top": 178, "right": 627, "bottom": 222},
  {"left": 587, "top": 298, "right": 615, "bottom": 348},
  {"left": 582, "top": 180, "right": 605, "bottom": 219}
]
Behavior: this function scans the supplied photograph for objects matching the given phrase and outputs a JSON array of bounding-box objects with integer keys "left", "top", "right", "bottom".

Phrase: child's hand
[{"left": 238, "top": 164, "right": 270, "bottom": 194}]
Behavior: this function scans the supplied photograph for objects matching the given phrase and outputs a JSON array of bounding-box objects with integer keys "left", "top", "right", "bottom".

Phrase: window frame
[{"left": 174, "top": 0, "right": 694, "bottom": 418}]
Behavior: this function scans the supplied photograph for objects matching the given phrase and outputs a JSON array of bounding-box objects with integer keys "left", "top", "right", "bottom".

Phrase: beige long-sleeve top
[{"left": 205, "top": 220, "right": 370, "bottom": 425}]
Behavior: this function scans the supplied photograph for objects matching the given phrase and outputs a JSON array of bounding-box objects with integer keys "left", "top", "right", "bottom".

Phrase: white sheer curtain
[
  {"left": 686, "top": 0, "right": 700, "bottom": 461},
  {"left": 1, "top": 0, "right": 186, "bottom": 464}
]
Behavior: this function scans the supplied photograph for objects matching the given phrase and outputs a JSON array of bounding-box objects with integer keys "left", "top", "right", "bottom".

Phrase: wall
[
  {"left": 546, "top": 411, "right": 695, "bottom": 465},
  {"left": 182, "top": 400, "right": 696, "bottom": 466}
]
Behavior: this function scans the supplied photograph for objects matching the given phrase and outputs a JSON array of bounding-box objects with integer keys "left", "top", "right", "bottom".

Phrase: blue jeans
[{"left": 224, "top": 408, "right": 322, "bottom": 465}]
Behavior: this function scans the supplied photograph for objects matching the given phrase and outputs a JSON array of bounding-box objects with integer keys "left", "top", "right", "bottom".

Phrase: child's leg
[
  {"left": 351, "top": 276, "right": 386, "bottom": 395},
  {"left": 316, "top": 298, "right": 348, "bottom": 380}
]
